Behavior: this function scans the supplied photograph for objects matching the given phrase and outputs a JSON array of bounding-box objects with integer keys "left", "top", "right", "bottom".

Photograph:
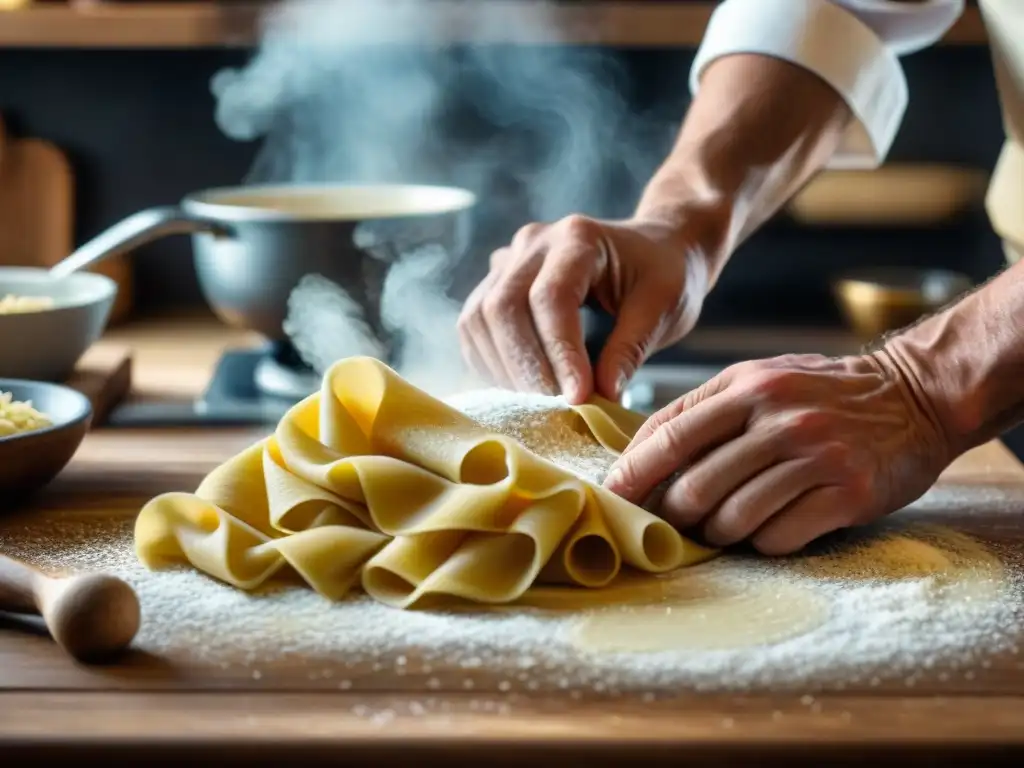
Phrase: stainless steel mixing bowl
[{"left": 52, "top": 183, "right": 477, "bottom": 345}]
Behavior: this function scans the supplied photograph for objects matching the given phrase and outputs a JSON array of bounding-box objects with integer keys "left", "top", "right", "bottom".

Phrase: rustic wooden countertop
[{"left": 3, "top": 313, "right": 1024, "bottom": 765}]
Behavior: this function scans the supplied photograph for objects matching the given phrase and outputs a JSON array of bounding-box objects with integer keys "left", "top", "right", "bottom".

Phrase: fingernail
[
  {"left": 615, "top": 371, "right": 631, "bottom": 399},
  {"left": 604, "top": 467, "right": 624, "bottom": 490},
  {"left": 561, "top": 373, "right": 578, "bottom": 400},
  {"left": 567, "top": 374, "right": 591, "bottom": 405}
]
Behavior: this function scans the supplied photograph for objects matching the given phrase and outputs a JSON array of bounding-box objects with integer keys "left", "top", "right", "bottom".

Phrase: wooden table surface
[{"left": 4, "top": 313, "right": 1024, "bottom": 765}]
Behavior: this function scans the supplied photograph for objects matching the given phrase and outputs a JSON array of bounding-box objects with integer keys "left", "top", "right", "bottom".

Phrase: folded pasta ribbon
[{"left": 135, "top": 357, "right": 716, "bottom": 607}]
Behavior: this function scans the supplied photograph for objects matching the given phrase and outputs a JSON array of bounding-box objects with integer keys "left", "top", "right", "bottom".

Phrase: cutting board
[
  {"left": 0, "top": 116, "right": 133, "bottom": 324},
  {"left": 64, "top": 343, "right": 133, "bottom": 428}
]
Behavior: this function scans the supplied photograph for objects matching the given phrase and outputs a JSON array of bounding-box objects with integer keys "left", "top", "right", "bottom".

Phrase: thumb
[
  {"left": 620, "top": 366, "right": 734, "bottom": 454},
  {"left": 594, "top": 286, "right": 672, "bottom": 400}
]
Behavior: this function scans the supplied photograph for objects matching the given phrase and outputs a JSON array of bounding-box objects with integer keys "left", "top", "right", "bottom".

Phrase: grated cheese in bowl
[
  {"left": 0, "top": 294, "right": 56, "bottom": 315},
  {"left": 0, "top": 390, "right": 53, "bottom": 438}
]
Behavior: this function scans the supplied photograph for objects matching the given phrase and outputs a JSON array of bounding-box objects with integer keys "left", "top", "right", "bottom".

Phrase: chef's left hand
[{"left": 602, "top": 353, "right": 954, "bottom": 555}]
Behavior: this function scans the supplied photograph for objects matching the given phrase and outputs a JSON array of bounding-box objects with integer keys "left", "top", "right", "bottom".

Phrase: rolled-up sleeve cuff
[{"left": 689, "top": 0, "right": 908, "bottom": 169}]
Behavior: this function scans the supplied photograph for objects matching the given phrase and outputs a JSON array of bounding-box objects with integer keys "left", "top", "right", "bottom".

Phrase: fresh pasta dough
[{"left": 135, "top": 357, "right": 716, "bottom": 608}]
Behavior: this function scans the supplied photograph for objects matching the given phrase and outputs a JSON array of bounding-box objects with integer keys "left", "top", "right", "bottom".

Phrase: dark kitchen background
[
  {"left": 0, "top": 1, "right": 1005, "bottom": 317},
  {"left": 0, "top": 0, "right": 1017, "bottom": 446}
]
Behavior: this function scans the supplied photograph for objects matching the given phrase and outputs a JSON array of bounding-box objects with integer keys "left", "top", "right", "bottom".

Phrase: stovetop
[
  {"left": 106, "top": 345, "right": 731, "bottom": 428},
  {"left": 107, "top": 348, "right": 312, "bottom": 427}
]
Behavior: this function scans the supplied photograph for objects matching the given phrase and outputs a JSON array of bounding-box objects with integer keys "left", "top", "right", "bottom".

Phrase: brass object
[
  {"left": 831, "top": 267, "right": 973, "bottom": 341},
  {"left": 790, "top": 165, "right": 988, "bottom": 227}
]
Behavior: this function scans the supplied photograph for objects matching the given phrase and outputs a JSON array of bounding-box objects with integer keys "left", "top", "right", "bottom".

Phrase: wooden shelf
[{"left": 0, "top": 2, "right": 989, "bottom": 50}]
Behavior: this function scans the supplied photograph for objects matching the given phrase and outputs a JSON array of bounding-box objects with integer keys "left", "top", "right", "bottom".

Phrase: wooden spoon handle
[{"left": 0, "top": 551, "right": 45, "bottom": 615}]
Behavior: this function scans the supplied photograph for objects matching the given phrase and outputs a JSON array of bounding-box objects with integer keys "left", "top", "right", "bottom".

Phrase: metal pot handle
[{"left": 49, "top": 206, "right": 226, "bottom": 278}]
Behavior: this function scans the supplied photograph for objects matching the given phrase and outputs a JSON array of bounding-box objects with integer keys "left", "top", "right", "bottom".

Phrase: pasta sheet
[{"left": 135, "top": 357, "right": 716, "bottom": 608}]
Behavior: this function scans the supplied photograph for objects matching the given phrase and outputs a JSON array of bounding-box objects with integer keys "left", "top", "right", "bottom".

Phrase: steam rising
[{"left": 212, "top": 0, "right": 673, "bottom": 396}]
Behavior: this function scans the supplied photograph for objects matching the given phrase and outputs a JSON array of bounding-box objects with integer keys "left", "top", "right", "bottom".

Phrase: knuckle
[
  {"left": 527, "top": 280, "right": 567, "bottom": 313},
  {"left": 778, "top": 409, "right": 828, "bottom": 441},
  {"left": 726, "top": 360, "right": 758, "bottom": 377},
  {"left": 652, "top": 422, "right": 686, "bottom": 458},
  {"left": 681, "top": 365, "right": 743, "bottom": 409},
  {"left": 456, "top": 302, "right": 482, "bottom": 333},
  {"left": 489, "top": 247, "right": 510, "bottom": 271},
  {"left": 662, "top": 397, "right": 690, "bottom": 421},
  {"left": 512, "top": 222, "right": 544, "bottom": 249},
  {"left": 558, "top": 214, "right": 601, "bottom": 242},
  {"left": 682, "top": 376, "right": 722, "bottom": 409},
  {"left": 770, "top": 353, "right": 805, "bottom": 369},
  {"left": 734, "top": 368, "right": 809, "bottom": 409},
  {"left": 667, "top": 474, "right": 710, "bottom": 515},
  {"left": 482, "top": 287, "right": 518, "bottom": 320},
  {"left": 754, "top": 369, "right": 794, "bottom": 398},
  {"left": 631, "top": 406, "right": 679, "bottom": 444},
  {"left": 815, "top": 440, "right": 852, "bottom": 472},
  {"left": 734, "top": 369, "right": 775, "bottom": 400}
]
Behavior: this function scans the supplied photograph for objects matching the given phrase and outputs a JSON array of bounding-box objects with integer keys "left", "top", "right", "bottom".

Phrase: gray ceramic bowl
[
  {"left": 0, "top": 379, "right": 92, "bottom": 507},
  {"left": 0, "top": 267, "right": 117, "bottom": 381}
]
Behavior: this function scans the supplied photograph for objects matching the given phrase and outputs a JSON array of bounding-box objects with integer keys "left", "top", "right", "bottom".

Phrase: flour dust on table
[{"left": 2, "top": 389, "right": 1023, "bottom": 694}]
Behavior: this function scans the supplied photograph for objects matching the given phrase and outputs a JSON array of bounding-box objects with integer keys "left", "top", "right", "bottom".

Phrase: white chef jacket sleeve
[{"left": 690, "top": 0, "right": 965, "bottom": 169}]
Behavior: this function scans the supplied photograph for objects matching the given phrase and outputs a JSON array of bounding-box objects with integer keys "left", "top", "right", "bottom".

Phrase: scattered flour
[
  {"left": 445, "top": 388, "right": 614, "bottom": 484},
  {"left": 1, "top": 389, "right": 1022, "bottom": 696}
]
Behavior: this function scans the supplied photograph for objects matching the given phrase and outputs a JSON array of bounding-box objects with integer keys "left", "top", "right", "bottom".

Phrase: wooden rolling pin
[{"left": 0, "top": 552, "right": 140, "bottom": 663}]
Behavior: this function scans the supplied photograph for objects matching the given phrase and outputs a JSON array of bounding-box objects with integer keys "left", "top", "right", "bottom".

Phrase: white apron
[{"left": 979, "top": 0, "right": 1024, "bottom": 264}]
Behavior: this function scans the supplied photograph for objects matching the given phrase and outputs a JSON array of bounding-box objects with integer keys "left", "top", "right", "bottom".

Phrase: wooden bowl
[
  {"left": 832, "top": 268, "right": 973, "bottom": 341},
  {"left": 0, "top": 379, "right": 92, "bottom": 508}
]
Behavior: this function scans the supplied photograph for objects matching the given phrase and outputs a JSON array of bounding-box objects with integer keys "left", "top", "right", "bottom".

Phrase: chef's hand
[
  {"left": 603, "top": 352, "right": 954, "bottom": 555},
  {"left": 456, "top": 216, "right": 715, "bottom": 405}
]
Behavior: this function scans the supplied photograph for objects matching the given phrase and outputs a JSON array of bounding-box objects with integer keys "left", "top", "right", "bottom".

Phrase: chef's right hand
[{"left": 457, "top": 215, "right": 716, "bottom": 405}]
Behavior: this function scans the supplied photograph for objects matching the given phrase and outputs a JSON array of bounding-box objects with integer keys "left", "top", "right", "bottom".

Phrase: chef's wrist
[
  {"left": 631, "top": 189, "right": 734, "bottom": 287},
  {"left": 866, "top": 340, "right": 961, "bottom": 467},
  {"left": 870, "top": 265, "right": 1024, "bottom": 459}
]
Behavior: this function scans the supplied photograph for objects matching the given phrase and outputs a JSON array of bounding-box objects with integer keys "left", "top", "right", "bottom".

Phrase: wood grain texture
[
  {"left": 2, "top": 314, "right": 1024, "bottom": 760},
  {"left": 65, "top": 343, "right": 133, "bottom": 428},
  {"left": 0, "top": 2, "right": 991, "bottom": 49},
  {"left": 0, "top": 117, "right": 133, "bottom": 323},
  {"left": 2, "top": 693, "right": 1024, "bottom": 765},
  {"left": 0, "top": 118, "right": 73, "bottom": 271},
  {"left": 101, "top": 310, "right": 261, "bottom": 400}
]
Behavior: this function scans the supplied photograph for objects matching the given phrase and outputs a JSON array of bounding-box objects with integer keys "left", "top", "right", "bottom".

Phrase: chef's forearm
[
  {"left": 878, "top": 260, "right": 1024, "bottom": 457},
  {"left": 634, "top": 53, "right": 851, "bottom": 286}
]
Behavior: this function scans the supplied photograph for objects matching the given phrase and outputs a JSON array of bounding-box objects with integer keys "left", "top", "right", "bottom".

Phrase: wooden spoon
[{"left": 0, "top": 551, "right": 140, "bottom": 663}]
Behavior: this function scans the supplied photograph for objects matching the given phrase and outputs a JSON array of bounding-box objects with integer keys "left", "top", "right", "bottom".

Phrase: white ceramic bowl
[{"left": 0, "top": 268, "right": 117, "bottom": 381}]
